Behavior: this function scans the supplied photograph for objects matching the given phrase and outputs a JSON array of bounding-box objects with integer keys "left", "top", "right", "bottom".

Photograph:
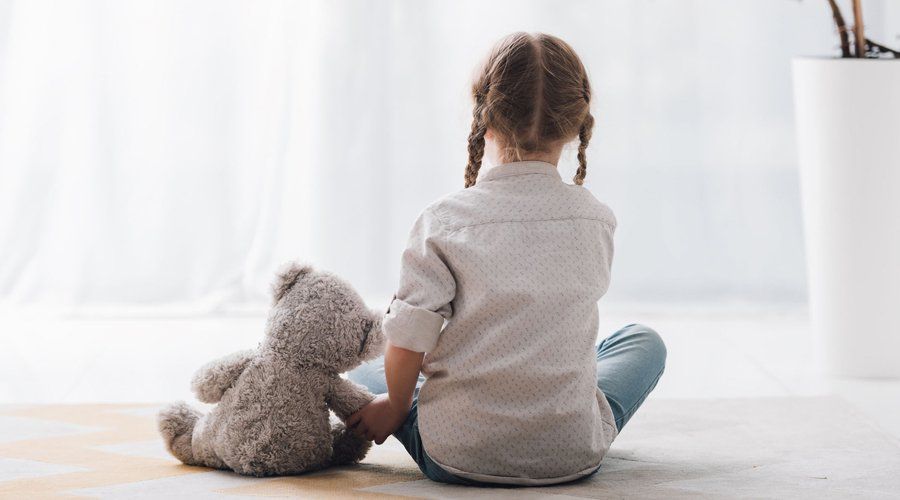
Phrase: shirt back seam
[{"left": 445, "top": 215, "right": 615, "bottom": 236}]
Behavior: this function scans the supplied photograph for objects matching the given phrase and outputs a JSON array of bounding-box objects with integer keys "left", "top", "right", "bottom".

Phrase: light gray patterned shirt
[{"left": 383, "top": 160, "right": 618, "bottom": 485}]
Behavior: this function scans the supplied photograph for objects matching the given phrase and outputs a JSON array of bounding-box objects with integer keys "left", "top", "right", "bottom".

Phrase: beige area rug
[{"left": 1, "top": 397, "right": 898, "bottom": 499}]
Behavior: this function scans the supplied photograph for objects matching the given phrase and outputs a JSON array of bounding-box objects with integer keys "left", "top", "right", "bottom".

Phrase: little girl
[{"left": 346, "top": 32, "right": 666, "bottom": 486}]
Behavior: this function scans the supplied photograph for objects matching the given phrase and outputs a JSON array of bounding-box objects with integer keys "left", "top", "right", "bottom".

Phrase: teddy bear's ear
[
  {"left": 271, "top": 262, "right": 313, "bottom": 304},
  {"left": 359, "top": 309, "right": 386, "bottom": 360}
]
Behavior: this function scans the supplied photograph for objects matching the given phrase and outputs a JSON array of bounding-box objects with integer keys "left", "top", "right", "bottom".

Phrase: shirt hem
[{"left": 428, "top": 456, "right": 603, "bottom": 486}]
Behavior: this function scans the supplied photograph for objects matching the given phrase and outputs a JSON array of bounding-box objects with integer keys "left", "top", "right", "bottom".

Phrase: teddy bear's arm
[
  {"left": 326, "top": 377, "right": 376, "bottom": 421},
  {"left": 190, "top": 349, "right": 256, "bottom": 404}
]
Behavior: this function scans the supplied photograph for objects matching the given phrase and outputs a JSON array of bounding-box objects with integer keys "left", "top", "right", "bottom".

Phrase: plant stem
[
  {"left": 826, "top": 0, "right": 851, "bottom": 57},
  {"left": 852, "top": 0, "right": 865, "bottom": 57}
]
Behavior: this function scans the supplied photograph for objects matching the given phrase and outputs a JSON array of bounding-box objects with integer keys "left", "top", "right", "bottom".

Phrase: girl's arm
[
  {"left": 384, "top": 341, "right": 424, "bottom": 410},
  {"left": 348, "top": 207, "right": 453, "bottom": 443},
  {"left": 347, "top": 341, "right": 423, "bottom": 443}
]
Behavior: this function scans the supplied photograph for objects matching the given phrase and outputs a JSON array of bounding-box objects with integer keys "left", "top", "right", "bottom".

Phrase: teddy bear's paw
[
  {"left": 157, "top": 401, "right": 200, "bottom": 464},
  {"left": 329, "top": 422, "right": 372, "bottom": 466}
]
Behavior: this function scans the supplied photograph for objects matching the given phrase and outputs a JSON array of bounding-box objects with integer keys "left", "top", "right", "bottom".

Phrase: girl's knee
[
  {"left": 622, "top": 323, "right": 667, "bottom": 369},
  {"left": 346, "top": 359, "right": 387, "bottom": 394}
]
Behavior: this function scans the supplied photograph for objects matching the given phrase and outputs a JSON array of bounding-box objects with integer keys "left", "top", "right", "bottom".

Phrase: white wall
[{"left": 0, "top": 0, "right": 895, "bottom": 313}]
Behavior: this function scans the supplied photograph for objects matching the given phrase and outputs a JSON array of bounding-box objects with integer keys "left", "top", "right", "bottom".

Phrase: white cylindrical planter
[{"left": 793, "top": 58, "right": 900, "bottom": 378}]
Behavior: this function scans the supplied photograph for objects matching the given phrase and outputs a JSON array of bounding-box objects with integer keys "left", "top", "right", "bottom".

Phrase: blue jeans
[{"left": 346, "top": 323, "right": 666, "bottom": 486}]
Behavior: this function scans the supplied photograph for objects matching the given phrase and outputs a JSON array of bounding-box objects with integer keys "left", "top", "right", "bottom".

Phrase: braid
[
  {"left": 574, "top": 112, "right": 593, "bottom": 186},
  {"left": 464, "top": 92, "right": 488, "bottom": 188},
  {"left": 466, "top": 33, "right": 593, "bottom": 186}
]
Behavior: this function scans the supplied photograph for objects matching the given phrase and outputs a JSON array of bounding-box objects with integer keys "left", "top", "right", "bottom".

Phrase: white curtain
[
  {"left": 0, "top": 0, "right": 301, "bottom": 312},
  {"left": 1, "top": 0, "right": 896, "bottom": 313}
]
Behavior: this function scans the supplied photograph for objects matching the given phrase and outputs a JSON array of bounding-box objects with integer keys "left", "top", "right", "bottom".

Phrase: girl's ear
[{"left": 271, "top": 262, "right": 313, "bottom": 304}]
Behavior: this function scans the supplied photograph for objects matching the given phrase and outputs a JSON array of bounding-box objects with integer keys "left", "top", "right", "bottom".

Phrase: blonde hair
[{"left": 465, "top": 32, "right": 593, "bottom": 188}]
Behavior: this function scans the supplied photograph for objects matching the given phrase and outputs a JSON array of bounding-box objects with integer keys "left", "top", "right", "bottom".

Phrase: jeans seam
[{"left": 617, "top": 364, "right": 665, "bottom": 429}]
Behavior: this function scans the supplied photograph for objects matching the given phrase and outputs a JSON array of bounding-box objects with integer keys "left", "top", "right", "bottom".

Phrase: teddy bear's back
[{"left": 203, "top": 358, "right": 334, "bottom": 476}]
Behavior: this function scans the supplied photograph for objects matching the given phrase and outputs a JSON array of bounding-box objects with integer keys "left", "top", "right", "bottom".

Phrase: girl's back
[
  {"left": 347, "top": 32, "right": 665, "bottom": 488},
  {"left": 386, "top": 160, "right": 618, "bottom": 482}
]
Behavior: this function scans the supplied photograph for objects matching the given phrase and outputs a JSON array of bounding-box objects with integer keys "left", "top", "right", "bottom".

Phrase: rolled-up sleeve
[{"left": 384, "top": 206, "right": 455, "bottom": 353}]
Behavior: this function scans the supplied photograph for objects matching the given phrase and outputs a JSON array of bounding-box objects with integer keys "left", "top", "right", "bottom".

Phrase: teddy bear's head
[{"left": 263, "top": 263, "right": 385, "bottom": 372}]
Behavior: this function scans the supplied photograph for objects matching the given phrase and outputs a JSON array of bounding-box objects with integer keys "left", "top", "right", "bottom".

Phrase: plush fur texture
[{"left": 157, "top": 263, "right": 386, "bottom": 476}]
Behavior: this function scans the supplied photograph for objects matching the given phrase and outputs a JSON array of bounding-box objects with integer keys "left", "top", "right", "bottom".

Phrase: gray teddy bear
[{"left": 157, "top": 263, "right": 385, "bottom": 476}]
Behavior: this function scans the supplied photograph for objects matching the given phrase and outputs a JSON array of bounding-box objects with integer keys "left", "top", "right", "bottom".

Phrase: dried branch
[
  {"left": 865, "top": 38, "right": 900, "bottom": 58},
  {"left": 823, "top": 0, "right": 899, "bottom": 58},
  {"left": 825, "top": 0, "right": 851, "bottom": 57},
  {"left": 852, "top": 0, "right": 865, "bottom": 57}
]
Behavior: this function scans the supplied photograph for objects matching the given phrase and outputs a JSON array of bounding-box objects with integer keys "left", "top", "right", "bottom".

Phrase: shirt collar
[{"left": 479, "top": 161, "right": 562, "bottom": 183}]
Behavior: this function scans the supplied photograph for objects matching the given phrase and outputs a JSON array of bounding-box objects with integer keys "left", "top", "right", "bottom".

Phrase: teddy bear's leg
[
  {"left": 328, "top": 421, "right": 372, "bottom": 466},
  {"left": 157, "top": 401, "right": 201, "bottom": 465}
]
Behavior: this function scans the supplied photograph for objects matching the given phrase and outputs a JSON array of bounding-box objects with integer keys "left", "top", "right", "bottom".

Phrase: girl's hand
[
  {"left": 346, "top": 394, "right": 409, "bottom": 444},
  {"left": 348, "top": 341, "right": 422, "bottom": 444}
]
